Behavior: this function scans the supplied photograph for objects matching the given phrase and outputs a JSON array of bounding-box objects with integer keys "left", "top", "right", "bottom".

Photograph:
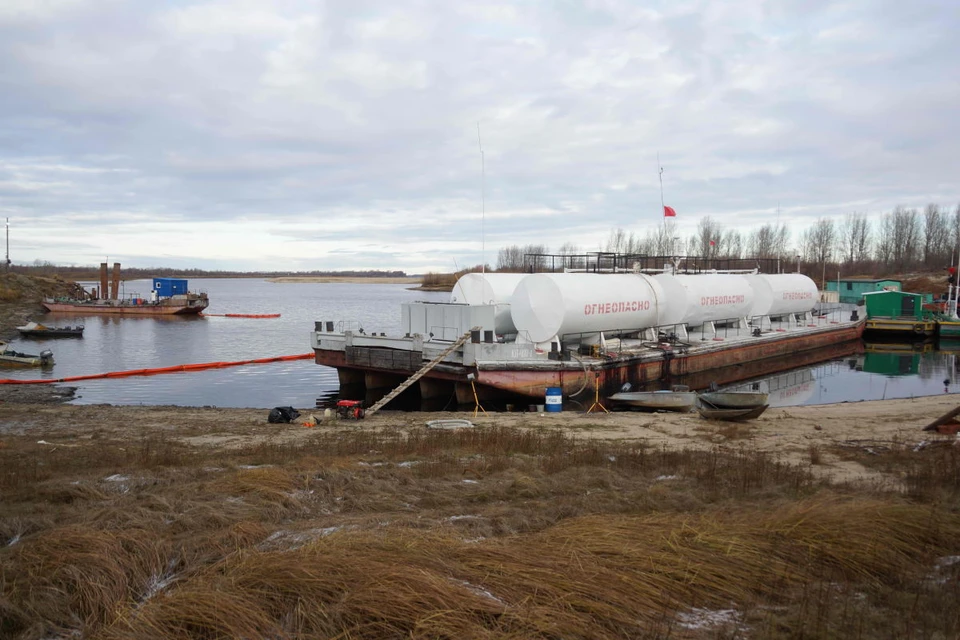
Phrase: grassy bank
[{"left": 3, "top": 417, "right": 960, "bottom": 638}]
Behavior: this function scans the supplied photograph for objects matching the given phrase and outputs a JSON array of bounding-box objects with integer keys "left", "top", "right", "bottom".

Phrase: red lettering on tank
[
  {"left": 580, "top": 300, "right": 651, "bottom": 315},
  {"left": 699, "top": 294, "right": 746, "bottom": 306}
]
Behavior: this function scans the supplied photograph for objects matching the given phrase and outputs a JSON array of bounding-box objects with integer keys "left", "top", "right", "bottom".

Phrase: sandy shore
[
  {"left": 267, "top": 276, "right": 422, "bottom": 284},
  {"left": 2, "top": 392, "right": 956, "bottom": 485}
]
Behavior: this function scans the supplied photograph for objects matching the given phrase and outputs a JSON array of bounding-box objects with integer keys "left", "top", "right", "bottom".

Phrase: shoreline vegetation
[{"left": 2, "top": 396, "right": 960, "bottom": 637}]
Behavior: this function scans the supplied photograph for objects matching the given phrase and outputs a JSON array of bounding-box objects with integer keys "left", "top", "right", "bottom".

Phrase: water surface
[{"left": 3, "top": 279, "right": 958, "bottom": 408}]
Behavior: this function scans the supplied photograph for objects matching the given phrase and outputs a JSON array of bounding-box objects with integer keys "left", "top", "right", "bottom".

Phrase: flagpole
[{"left": 658, "top": 152, "right": 665, "bottom": 255}]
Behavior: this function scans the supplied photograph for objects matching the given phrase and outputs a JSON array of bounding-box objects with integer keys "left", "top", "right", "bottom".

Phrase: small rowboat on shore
[
  {"left": 608, "top": 389, "right": 697, "bottom": 412},
  {"left": 698, "top": 390, "right": 768, "bottom": 409},
  {"left": 696, "top": 403, "right": 769, "bottom": 421}
]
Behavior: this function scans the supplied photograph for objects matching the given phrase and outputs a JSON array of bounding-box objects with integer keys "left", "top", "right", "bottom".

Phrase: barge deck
[{"left": 312, "top": 303, "right": 865, "bottom": 407}]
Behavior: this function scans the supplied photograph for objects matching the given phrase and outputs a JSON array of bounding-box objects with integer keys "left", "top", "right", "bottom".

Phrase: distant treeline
[
  {"left": 496, "top": 204, "right": 960, "bottom": 278},
  {"left": 12, "top": 264, "right": 408, "bottom": 280}
]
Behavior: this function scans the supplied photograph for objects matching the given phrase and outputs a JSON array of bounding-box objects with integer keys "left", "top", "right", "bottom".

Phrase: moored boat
[
  {"left": 17, "top": 321, "right": 84, "bottom": 338},
  {"left": 42, "top": 265, "right": 208, "bottom": 316},
  {"left": 42, "top": 296, "right": 208, "bottom": 315},
  {"left": 608, "top": 389, "right": 697, "bottom": 412},
  {"left": 0, "top": 343, "right": 54, "bottom": 367},
  {"left": 697, "top": 403, "right": 769, "bottom": 421},
  {"left": 698, "top": 390, "right": 769, "bottom": 409}
]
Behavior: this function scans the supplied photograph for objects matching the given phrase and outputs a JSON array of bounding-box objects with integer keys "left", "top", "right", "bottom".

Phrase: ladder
[{"left": 364, "top": 328, "right": 478, "bottom": 417}]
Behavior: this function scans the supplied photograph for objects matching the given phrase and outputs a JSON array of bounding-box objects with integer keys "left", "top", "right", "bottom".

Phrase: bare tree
[
  {"left": 722, "top": 230, "right": 744, "bottom": 259},
  {"left": 495, "top": 244, "right": 550, "bottom": 271},
  {"left": 851, "top": 214, "right": 872, "bottom": 264},
  {"left": 923, "top": 204, "right": 950, "bottom": 267},
  {"left": 838, "top": 213, "right": 871, "bottom": 265},
  {"left": 556, "top": 241, "right": 583, "bottom": 270},
  {"left": 878, "top": 207, "right": 922, "bottom": 270},
  {"left": 693, "top": 216, "right": 722, "bottom": 258},
  {"left": 522, "top": 244, "right": 550, "bottom": 271},
  {"left": 496, "top": 245, "right": 524, "bottom": 271},
  {"left": 809, "top": 218, "right": 836, "bottom": 266},
  {"left": 798, "top": 227, "right": 817, "bottom": 264},
  {"left": 952, "top": 204, "right": 960, "bottom": 257},
  {"left": 605, "top": 228, "right": 629, "bottom": 254},
  {"left": 808, "top": 218, "right": 837, "bottom": 287},
  {"left": 639, "top": 221, "right": 678, "bottom": 255},
  {"left": 747, "top": 223, "right": 789, "bottom": 259}
]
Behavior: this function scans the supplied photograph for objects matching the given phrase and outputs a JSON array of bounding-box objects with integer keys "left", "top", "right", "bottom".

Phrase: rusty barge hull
[
  {"left": 474, "top": 323, "right": 864, "bottom": 398},
  {"left": 313, "top": 321, "right": 866, "bottom": 402},
  {"left": 42, "top": 300, "right": 208, "bottom": 315}
]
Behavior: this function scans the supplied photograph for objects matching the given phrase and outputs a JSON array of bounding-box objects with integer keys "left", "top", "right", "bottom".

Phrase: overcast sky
[{"left": 1, "top": 0, "right": 957, "bottom": 273}]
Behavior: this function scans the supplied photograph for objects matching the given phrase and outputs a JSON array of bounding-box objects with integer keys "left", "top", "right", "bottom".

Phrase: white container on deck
[
  {"left": 655, "top": 274, "right": 755, "bottom": 326},
  {"left": 743, "top": 274, "right": 818, "bottom": 317},
  {"left": 450, "top": 273, "right": 527, "bottom": 334},
  {"left": 510, "top": 273, "right": 664, "bottom": 343}
]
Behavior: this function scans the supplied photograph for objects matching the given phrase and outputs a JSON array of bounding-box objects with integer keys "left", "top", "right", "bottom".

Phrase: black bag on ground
[{"left": 268, "top": 406, "right": 301, "bottom": 423}]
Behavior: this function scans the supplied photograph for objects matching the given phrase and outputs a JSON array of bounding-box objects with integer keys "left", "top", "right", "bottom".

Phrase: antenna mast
[
  {"left": 5, "top": 218, "right": 9, "bottom": 271},
  {"left": 658, "top": 152, "right": 667, "bottom": 255},
  {"left": 477, "top": 123, "right": 485, "bottom": 275},
  {"left": 776, "top": 201, "right": 781, "bottom": 273}
]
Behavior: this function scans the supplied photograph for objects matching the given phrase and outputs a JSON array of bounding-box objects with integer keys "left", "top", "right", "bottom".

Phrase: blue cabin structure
[{"left": 152, "top": 278, "right": 189, "bottom": 298}]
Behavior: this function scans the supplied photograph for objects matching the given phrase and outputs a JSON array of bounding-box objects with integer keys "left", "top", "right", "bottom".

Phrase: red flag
[{"left": 663, "top": 206, "right": 676, "bottom": 217}]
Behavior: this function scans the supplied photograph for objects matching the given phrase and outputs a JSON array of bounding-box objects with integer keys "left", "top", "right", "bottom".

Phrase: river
[{"left": 2, "top": 278, "right": 957, "bottom": 408}]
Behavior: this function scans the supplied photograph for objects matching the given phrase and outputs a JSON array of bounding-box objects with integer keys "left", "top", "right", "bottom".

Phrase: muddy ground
[{"left": 2, "top": 393, "right": 957, "bottom": 486}]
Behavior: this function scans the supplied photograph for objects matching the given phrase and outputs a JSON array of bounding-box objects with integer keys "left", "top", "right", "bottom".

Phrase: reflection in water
[{"left": 724, "top": 340, "right": 960, "bottom": 406}]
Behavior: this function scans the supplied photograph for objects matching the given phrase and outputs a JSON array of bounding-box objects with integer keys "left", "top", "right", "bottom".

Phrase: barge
[
  {"left": 312, "top": 270, "right": 865, "bottom": 407},
  {"left": 42, "top": 263, "right": 208, "bottom": 316}
]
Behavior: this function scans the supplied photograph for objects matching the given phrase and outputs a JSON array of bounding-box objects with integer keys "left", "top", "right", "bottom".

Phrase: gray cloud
[{"left": 0, "top": 0, "right": 957, "bottom": 271}]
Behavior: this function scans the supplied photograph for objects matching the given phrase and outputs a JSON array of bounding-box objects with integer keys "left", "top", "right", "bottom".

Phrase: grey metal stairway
[{"left": 364, "top": 327, "right": 478, "bottom": 417}]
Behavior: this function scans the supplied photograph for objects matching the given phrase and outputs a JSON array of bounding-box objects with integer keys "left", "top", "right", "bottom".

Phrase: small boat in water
[
  {"left": 0, "top": 342, "right": 54, "bottom": 367},
  {"left": 697, "top": 403, "right": 769, "bottom": 421},
  {"left": 698, "top": 390, "right": 769, "bottom": 409},
  {"left": 608, "top": 389, "right": 697, "bottom": 412},
  {"left": 17, "top": 321, "right": 84, "bottom": 338}
]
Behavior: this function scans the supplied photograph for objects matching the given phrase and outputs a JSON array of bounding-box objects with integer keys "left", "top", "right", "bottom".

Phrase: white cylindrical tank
[
  {"left": 511, "top": 273, "right": 664, "bottom": 343},
  {"left": 450, "top": 273, "right": 528, "bottom": 334},
  {"left": 656, "top": 274, "right": 755, "bottom": 326},
  {"left": 744, "top": 274, "right": 818, "bottom": 317},
  {"left": 653, "top": 273, "right": 688, "bottom": 325}
]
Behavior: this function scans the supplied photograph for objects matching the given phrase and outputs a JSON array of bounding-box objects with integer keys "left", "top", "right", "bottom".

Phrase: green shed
[
  {"left": 824, "top": 278, "right": 901, "bottom": 304},
  {"left": 863, "top": 290, "right": 923, "bottom": 319}
]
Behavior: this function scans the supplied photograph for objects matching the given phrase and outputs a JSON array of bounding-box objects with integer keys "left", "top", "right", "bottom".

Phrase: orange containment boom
[
  {"left": 0, "top": 353, "right": 314, "bottom": 385},
  {"left": 200, "top": 313, "right": 281, "bottom": 318}
]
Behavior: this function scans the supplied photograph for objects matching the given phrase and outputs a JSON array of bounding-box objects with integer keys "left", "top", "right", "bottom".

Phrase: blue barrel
[{"left": 545, "top": 387, "right": 562, "bottom": 412}]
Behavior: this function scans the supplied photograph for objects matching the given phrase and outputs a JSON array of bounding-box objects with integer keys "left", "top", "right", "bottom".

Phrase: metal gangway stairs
[{"left": 364, "top": 327, "right": 478, "bottom": 417}]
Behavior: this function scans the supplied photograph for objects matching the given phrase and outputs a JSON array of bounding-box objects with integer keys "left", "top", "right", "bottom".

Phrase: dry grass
[
  {"left": 419, "top": 272, "right": 460, "bottom": 288},
  {"left": 3, "top": 425, "right": 960, "bottom": 638}
]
